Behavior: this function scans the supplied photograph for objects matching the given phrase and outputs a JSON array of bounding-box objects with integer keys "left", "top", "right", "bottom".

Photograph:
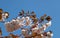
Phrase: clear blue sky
[{"left": 0, "top": 0, "right": 60, "bottom": 38}]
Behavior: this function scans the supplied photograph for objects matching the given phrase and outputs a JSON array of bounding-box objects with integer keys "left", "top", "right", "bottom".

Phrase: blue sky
[{"left": 0, "top": 0, "right": 60, "bottom": 38}]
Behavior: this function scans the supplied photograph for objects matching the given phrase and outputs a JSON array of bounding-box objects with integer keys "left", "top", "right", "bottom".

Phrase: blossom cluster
[{"left": 0, "top": 9, "right": 53, "bottom": 38}]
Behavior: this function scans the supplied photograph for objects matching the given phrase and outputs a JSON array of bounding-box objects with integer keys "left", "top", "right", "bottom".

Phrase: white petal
[
  {"left": 51, "top": 33, "right": 53, "bottom": 36},
  {"left": 17, "top": 17, "right": 20, "bottom": 19},
  {"left": 47, "top": 32, "right": 50, "bottom": 34},
  {"left": 26, "top": 16, "right": 30, "bottom": 20},
  {"left": 22, "top": 17, "right": 25, "bottom": 19},
  {"left": 43, "top": 25, "right": 46, "bottom": 28},
  {"left": 5, "top": 13, "right": 8, "bottom": 16},
  {"left": 46, "top": 21, "right": 51, "bottom": 26},
  {"left": 12, "top": 19, "right": 16, "bottom": 22},
  {"left": 22, "top": 29, "right": 26, "bottom": 31},
  {"left": 44, "top": 27, "right": 46, "bottom": 30},
  {"left": 41, "top": 34, "right": 43, "bottom": 36}
]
